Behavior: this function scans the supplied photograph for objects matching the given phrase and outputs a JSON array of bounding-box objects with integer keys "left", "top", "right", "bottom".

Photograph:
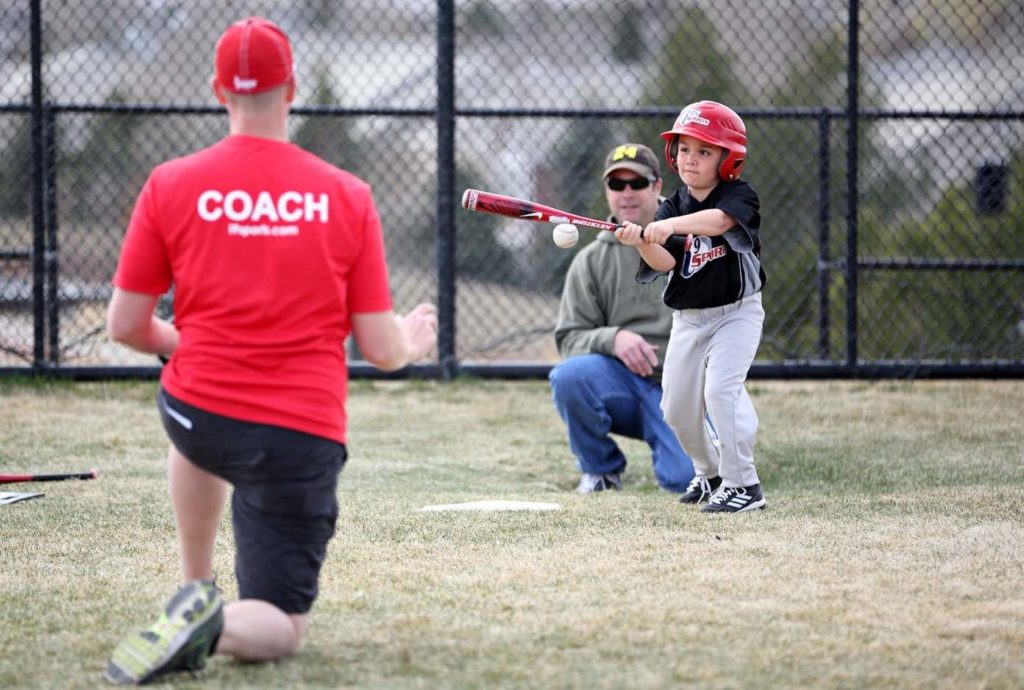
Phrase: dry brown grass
[{"left": 1, "top": 379, "right": 1022, "bottom": 689}]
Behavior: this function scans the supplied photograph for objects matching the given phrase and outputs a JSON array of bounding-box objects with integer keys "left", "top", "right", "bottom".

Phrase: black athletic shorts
[{"left": 158, "top": 387, "right": 347, "bottom": 614}]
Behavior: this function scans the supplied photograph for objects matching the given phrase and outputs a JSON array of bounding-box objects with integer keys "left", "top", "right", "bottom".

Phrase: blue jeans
[{"left": 549, "top": 354, "right": 695, "bottom": 492}]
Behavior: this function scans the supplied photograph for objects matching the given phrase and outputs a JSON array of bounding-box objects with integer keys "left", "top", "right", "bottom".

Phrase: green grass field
[{"left": 1, "top": 378, "right": 1022, "bottom": 689}]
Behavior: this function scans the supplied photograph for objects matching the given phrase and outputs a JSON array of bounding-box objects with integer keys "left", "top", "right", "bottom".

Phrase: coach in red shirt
[{"left": 103, "top": 17, "right": 437, "bottom": 685}]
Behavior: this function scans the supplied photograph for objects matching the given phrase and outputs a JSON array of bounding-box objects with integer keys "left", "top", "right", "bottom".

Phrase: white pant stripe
[{"left": 162, "top": 398, "right": 194, "bottom": 430}]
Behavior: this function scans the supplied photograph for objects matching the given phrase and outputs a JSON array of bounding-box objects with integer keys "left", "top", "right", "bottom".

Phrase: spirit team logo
[{"left": 680, "top": 235, "right": 726, "bottom": 278}]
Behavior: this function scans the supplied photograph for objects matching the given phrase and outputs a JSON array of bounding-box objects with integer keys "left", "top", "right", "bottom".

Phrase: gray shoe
[
  {"left": 576, "top": 472, "right": 622, "bottom": 493},
  {"left": 104, "top": 579, "right": 224, "bottom": 685}
]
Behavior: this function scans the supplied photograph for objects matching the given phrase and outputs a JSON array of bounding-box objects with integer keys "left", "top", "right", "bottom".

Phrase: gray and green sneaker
[{"left": 104, "top": 579, "right": 224, "bottom": 685}]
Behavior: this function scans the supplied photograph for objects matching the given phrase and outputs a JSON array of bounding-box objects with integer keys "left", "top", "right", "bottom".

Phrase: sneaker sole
[
  {"left": 104, "top": 598, "right": 223, "bottom": 685},
  {"left": 736, "top": 498, "right": 766, "bottom": 513},
  {"left": 144, "top": 610, "right": 221, "bottom": 683},
  {"left": 700, "top": 498, "right": 767, "bottom": 513}
]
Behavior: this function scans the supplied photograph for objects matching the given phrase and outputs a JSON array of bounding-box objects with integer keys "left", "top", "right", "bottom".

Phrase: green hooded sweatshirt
[{"left": 554, "top": 229, "right": 672, "bottom": 382}]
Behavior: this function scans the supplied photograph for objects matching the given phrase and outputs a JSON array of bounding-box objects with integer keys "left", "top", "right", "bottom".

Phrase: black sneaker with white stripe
[
  {"left": 700, "top": 483, "right": 766, "bottom": 513},
  {"left": 678, "top": 475, "right": 722, "bottom": 504}
]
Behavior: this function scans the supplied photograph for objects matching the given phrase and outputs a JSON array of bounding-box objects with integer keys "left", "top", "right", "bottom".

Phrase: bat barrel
[{"left": 460, "top": 188, "right": 617, "bottom": 231}]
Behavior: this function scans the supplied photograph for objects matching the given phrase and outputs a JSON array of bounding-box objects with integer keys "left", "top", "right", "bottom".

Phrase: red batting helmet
[{"left": 660, "top": 100, "right": 747, "bottom": 180}]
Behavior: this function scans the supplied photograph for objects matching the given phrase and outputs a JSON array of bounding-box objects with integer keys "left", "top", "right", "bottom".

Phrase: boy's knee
[
  {"left": 705, "top": 382, "right": 738, "bottom": 412},
  {"left": 660, "top": 396, "right": 691, "bottom": 430}
]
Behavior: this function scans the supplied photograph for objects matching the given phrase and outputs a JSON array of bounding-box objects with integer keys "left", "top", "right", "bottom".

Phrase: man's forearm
[{"left": 556, "top": 325, "right": 619, "bottom": 359}]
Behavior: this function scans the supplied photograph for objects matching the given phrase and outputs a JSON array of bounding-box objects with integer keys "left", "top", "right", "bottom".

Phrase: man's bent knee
[
  {"left": 550, "top": 354, "right": 619, "bottom": 395},
  {"left": 287, "top": 613, "right": 310, "bottom": 653},
  {"left": 550, "top": 357, "right": 587, "bottom": 389}
]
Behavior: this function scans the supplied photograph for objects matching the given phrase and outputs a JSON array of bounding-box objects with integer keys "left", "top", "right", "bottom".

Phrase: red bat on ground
[
  {"left": 460, "top": 188, "right": 691, "bottom": 250},
  {"left": 0, "top": 469, "right": 98, "bottom": 484}
]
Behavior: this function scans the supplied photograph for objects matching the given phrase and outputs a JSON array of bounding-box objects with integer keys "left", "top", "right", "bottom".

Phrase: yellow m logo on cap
[{"left": 612, "top": 145, "right": 639, "bottom": 161}]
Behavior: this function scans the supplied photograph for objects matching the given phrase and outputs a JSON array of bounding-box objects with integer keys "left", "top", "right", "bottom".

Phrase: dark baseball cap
[{"left": 602, "top": 143, "right": 660, "bottom": 180}]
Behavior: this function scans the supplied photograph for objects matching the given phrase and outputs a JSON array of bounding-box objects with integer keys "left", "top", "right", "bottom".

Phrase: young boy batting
[{"left": 616, "top": 100, "right": 767, "bottom": 513}]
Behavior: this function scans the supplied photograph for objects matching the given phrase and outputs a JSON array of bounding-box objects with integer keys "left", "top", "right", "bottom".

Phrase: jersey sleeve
[
  {"left": 717, "top": 181, "right": 761, "bottom": 253},
  {"left": 653, "top": 194, "right": 681, "bottom": 223},
  {"left": 112, "top": 173, "right": 173, "bottom": 295},
  {"left": 347, "top": 189, "right": 394, "bottom": 314}
]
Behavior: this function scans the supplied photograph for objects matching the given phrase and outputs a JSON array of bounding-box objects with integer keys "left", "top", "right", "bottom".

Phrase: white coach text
[{"left": 197, "top": 190, "right": 329, "bottom": 223}]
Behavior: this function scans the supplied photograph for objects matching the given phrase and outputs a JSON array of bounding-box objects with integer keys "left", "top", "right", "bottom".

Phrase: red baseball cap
[{"left": 214, "top": 17, "right": 294, "bottom": 94}]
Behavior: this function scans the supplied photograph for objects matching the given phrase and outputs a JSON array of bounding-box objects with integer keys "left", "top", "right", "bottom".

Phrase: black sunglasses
[{"left": 606, "top": 176, "right": 656, "bottom": 191}]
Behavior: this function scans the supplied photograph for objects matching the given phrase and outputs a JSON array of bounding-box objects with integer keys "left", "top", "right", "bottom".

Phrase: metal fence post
[
  {"left": 44, "top": 105, "right": 59, "bottom": 364},
  {"left": 845, "top": 0, "right": 860, "bottom": 372},
  {"left": 29, "top": 0, "right": 46, "bottom": 370},
  {"left": 436, "top": 0, "right": 457, "bottom": 380},
  {"left": 817, "top": 111, "right": 831, "bottom": 360}
]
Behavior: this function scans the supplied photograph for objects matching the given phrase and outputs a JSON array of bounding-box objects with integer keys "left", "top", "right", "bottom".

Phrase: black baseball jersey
[{"left": 638, "top": 180, "right": 766, "bottom": 310}]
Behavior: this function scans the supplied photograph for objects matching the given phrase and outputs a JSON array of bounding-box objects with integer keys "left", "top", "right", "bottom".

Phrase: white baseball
[{"left": 552, "top": 223, "right": 579, "bottom": 248}]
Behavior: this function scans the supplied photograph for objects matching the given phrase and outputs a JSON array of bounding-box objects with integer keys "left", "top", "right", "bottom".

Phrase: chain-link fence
[{"left": 1, "top": 0, "right": 1022, "bottom": 379}]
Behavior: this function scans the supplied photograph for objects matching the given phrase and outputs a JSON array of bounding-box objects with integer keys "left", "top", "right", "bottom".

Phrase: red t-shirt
[{"left": 113, "top": 135, "right": 393, "bottom": 443}]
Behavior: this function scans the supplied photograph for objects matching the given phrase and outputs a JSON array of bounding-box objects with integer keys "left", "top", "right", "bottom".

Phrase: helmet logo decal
[
  {"left": 611, "top": 145, "right": 640, "bottom": 161},
  {"left": 677, "top": 109, "right": 710, "bottom": 128}
]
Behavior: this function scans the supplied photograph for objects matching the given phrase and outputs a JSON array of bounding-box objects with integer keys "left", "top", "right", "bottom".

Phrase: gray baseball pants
[{"left": 660, "top": 292, "right": 764, "bottom": 488}]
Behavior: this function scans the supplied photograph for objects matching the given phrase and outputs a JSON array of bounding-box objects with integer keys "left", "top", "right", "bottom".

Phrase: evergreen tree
[
  {"left": 632, "top": 7, "right": 749, "bottom": 155},
  {"left": 292, "top": 65, "right": 362, "bottom": 175},
  {"left": 65, "top": 91, "right": 143, "bottom": 224},
  {"left": 0, "top": 116, "right": 32, "bottom": 217},
  {"left": 611, "top": 5, "right": 645, "bottom": 64},
  {"left": 464, "top": 0, "right": 507, "bottom": 39},
  {"left": 535, "top": 117, "right": 616, "bottom": 293}
]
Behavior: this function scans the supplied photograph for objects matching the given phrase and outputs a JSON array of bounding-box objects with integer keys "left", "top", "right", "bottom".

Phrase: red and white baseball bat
[
  {"left": 460, "top": 188, "right": 690, "bottom": 250},
  {"left": 461, "top": 188, "right": 617, "bottom": 231},
  {"left": 0, "top": 469, "right": 98, "bottom": 484}
]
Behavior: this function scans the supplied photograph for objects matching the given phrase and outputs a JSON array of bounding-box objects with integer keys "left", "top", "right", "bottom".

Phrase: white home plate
[{"left": 419, "top": 500, "right": 561, "bottom": 513}]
